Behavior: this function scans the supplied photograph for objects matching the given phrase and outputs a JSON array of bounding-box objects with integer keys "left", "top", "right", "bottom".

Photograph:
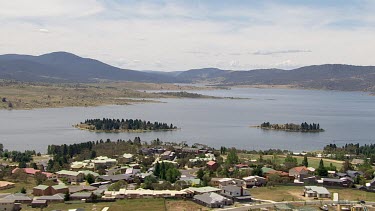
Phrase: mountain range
[{"left": 1, "top": 52, "right": 374, "bottom": 92}]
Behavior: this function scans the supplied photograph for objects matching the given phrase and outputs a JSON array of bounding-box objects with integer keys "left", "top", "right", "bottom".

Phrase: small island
[
  {"left": 74, "top": 118, "right": 178, "bottom": 132},
  {"left": 255, "top": 122, "right": 324, "bottom": 132}
]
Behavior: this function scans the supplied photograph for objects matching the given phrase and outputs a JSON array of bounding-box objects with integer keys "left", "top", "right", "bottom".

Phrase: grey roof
[
  {"left": 69, "top": 185, "right": 97, "bottom": 193},
  {"left": 99, "top": 174, "right": 131, "bottom": 181},
  {"left": 4, "top": 193, "right": 32, "bottom": 201},
  {"left": 323, "top": 178, "right": 342, "bottom": 183},
  {"left": 221, "top": 185, "right": 242, "bottom": 193},
  {"left": 305, "top": 186, "right": 330, "bottom": 195},
  {"left": 37, "top": 194, "right": 64, "bottom": 201},
  {"left": 71, "top": 192, "right": 92, "bottom": 198},
  {"left": 194, "top": 192, "right": 230, "bottom": 204}
]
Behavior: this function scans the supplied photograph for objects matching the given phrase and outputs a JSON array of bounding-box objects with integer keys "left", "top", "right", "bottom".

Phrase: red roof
[
  {"left": 291, "top": 166, "right": 308, "bottom": 173},
  {"left": 12, "top": 168, "right": 53, "bottom": 177},
  {"left": 206, "top": 161, "right": 217, "bottom": 166}
]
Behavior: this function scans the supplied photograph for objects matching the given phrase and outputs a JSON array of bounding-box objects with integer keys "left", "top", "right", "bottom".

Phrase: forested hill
[{"left": 1, "top": 52, "right": 375, "bottom": 92}]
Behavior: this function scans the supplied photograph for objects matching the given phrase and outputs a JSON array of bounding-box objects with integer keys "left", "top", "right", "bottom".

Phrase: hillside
[
  {"left": 0, "top": 52, "right": 375, "bottom": 92},
  {"left": 0, "top": 52, "right": 177, "bottom": 83}
]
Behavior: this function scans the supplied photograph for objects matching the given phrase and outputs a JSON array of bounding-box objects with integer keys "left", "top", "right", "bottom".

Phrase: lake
[{"left": 0, "top": 87, "right": 374, "bottom": 153}]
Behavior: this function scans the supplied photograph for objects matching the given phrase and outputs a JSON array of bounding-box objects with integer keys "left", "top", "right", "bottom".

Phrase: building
[
  {"left": 70, "top": 192, "right": 93, "bottom": 201},
  {"left": 56, "top": 170, "right": 85, "bottom": 183},
  {"left": 92, "top": 156, "right": 117, "bottom": 169},
  {"left": 322, "top": 177, "right": 353, "bottom": 188},
  {"left": 35, "top": 194, "right": 64, "bottom": 203},
  {"left": 103, "top": 189, "right": 191, "bottom": 199},
  {"left": 243, "top": 176, "right": 266, "bottom": 188},
  {"left": 3, "top": 194, "right": 32, "bottom": 204},
  {"left": 98, "top": 174, "right": 132, "bottom": 183},
  {"left": 220, "top": 185, "right": 251, "bottom": 199},
  {"left": 206, "top": 161, "right": 218, "bottom": 171},
  {"left": 31, "top": 199, "right": 47, "bottom": 208},
  {"left": 11, "top": 168, "right": 54, "bottom": 178},
  {"left": 218, "top": 178, "right": 244, "bottom": 188},
  {"left": 193, "top": 192, "right": 233, "bottom": 208},
  {"left": 121, "top": 153, "right": 134, "bottom": 163},
  {"left": 304, "top": 186, "right": 330, "bottom": 198},
  {"left": 289, "top": 166, "right": 309, "bottom": 179},
  {"left": 0, "top": 199, "right": 21, "bottom": 211},
  {"left": 33, "top": 184, "right": 69, "bottom": 196},
  {"left": 0, "top": 181, "right": 15, "bottom": 190},
  {"left": 185, "top": 187, "right": 221, "bottom": 195}
]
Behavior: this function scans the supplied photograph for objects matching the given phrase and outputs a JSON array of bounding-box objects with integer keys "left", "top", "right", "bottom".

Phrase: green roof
[
  {"left": 52, "top": 184, "right": 68, "bottom": 190},
  {"left": 78, "top": 170, "right": 99, "bottom": 177},
  {"left": 56, "top": 170, "right": 81, "bottom": 176},
  {"left": 34, "top": 185, "right": 49, "bottom": 190},
  {"left": 261, "top": 167, "right": 275, "bottom": 173}
]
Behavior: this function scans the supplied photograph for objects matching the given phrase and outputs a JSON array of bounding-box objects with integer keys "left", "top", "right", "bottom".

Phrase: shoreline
[{"left": 251, "top": 125, "right": 325, "bottom": 133}]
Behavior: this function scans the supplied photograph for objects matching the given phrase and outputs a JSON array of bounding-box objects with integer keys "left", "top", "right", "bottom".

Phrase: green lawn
[
  {"left": 238, "top": 154, "right": 343, "bottom": 169},
  {"left": 22, "top": 198, "right": 206, "bottom": 211},
  {"left": 250, "top": 186, "right": 375, "bottom": 202}
]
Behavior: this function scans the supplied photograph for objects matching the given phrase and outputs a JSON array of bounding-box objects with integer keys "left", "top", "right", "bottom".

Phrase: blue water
[{"left": 0, "top": 88, "right": 374, "bottom": 153}]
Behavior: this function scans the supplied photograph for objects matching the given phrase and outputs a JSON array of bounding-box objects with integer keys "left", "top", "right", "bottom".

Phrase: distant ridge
[{"left": 0, "top": 52, "right": 374, "bottom": 92}]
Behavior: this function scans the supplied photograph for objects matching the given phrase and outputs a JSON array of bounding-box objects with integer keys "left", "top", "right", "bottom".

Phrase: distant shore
[{"left": 74, "top": 124, "right": 179, "bottom": 133}]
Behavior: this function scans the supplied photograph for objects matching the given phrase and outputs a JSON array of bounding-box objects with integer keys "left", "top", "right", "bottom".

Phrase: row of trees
[
  {"left": 154, "top": 161, "right": 181, "bottom": 183},
  {"left": 82, "top": 118, "right": 177, "bottom": 131},
  {"left": 260, "top": 122, "right": 322, "bottom": 131}
]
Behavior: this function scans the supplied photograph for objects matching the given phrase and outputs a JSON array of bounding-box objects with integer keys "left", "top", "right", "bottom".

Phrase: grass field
[
  {"left": 0, "top": 81, "right": 223, "bottom": 110},
  {"left": 19, "top": 198, "right": 206, "bottom": 211},
  {"left": 251, "top": 186, "right": 375, "bottom": 202},
  {"left": 238, "top": 153, "right": 343, "bottom": 169}
]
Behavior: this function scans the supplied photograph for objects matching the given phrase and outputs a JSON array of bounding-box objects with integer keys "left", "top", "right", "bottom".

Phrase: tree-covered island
[
  {"left": 256, "top": 122, "right": 324, "bottom": 132},
  {"left": 74, "top": 118, "right": 178, "bottom": 132}
]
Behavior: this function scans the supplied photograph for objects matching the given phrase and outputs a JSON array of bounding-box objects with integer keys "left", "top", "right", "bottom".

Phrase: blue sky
[{"left": 0, "top": 0, "right": 374, "bottom": 71}]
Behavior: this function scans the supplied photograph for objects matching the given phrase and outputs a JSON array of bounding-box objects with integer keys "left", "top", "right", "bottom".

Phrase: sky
[{"left": 0, "top": 0, "right": 374, "bottom": 71}]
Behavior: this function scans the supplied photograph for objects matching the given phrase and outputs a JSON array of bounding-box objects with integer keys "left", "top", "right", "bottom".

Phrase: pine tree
[
  {"left": 302, "top": 155, "right": 308, "bottom": 167},
  {"left": 154, "top": 162, "right": 161, "bottom": 177}
]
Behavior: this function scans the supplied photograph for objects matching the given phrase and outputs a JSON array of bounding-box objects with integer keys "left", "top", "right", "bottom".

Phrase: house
[
  {"left": 243, "top": 176, "right": 266, "bottom": 188},
  {"left": 3, "top": 193, "right": 32, "bottom": 204},
  {"left": 69, "top": 185, "right": 97, "bottom": 194},
  {"left": 185, "top": 187, "right": 221, "bottom": 195},
  {"left": 78, "top": 170, "right": 99, "bottom": 178},
  {"left": 289, "top": 166, "right": 309, "bottom": 180},
  {"left": 301, "top": 176, "right": 317, "bottom": 185},
  {"left": 103, "top": 189, "right": 191, "bottom": 199},
  {"left": 346, "top": 170, "right": 363, "bottom": 179},
  {"left": 98, "top": 174, "right": 132, "bottom": 183},
  {"left": 0, "top": 199, "right": 21, "bottom": 211},
  {"left": 0, "top": 181, "right": 15, "bottom": 190},
  {"left": 193, "top": 192, "right": 233, "bottom": 208},
  {"left": 322, "top": 177, "right": 353, "bottom": 188},
  {"left": 206, "top": 161, "right": 218, "bottom": 171},
  {"left": 35, "top": 194, "right": 64, "bottom": 203},
  {"left": 92, "top": 156, "right": 117, "bottom": 169},
  {"left": 121, "top": 153, "right": 134, "bottom": 163},
  {"left": 56, "top": 170, "right": 85, "bottom": 183},
  {"left": 220, "top": 185, "right": 251, "bottom": 201},
  {"left": 218, "top": 178, "right": 244, "bottom": 188},
  {"left": 234, "top": 164, "right": 250, "bottom": 171},
  {"left": 304, "top": 186, "right": 330, "bottom": 198},
  {"left": 70, "top": 192, "right": 93, "bottom": 201},
  {"left": 210, "top": 178, "right": 224, "bottom": 187},
  {"left": 33, "top": 184, "right": 69, "bottom": 196},
  {"left": 161, "top": 151, "right": 175, "bottom": 160},
  {"left": 31, "top": 199, "right": 47, "bottom": 208},
  {"left": 11, "top": 168, "right": 54, "bottom": 179}
]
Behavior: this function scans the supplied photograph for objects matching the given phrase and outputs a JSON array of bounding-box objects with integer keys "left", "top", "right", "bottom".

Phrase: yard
[
  {"left": 250, "top": 185, "right": 375, "bottom": 202},
  {"left": 238, "top": 153, "right": 343, "bottom": 169},
  {"left": 20, "top": 198, "right": 206, "bottom": 211}
]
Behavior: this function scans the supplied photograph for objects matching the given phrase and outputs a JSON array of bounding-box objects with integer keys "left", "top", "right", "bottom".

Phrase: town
[{"left": 0, "top": 139, "right": 374, "bottom": 211}]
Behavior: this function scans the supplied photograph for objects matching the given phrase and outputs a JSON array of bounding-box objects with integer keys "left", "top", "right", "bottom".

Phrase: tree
[
  {"left": 20, "top": 187, "right": 26, "bottom": 194},
  {"left": 154, "top": 162, "right": 161, "bottom": 178},
  {"left": 196, "top": 168, "right": 204, "bottom": 180},
  {"left": 35, "top": 172, "right": 47, "bottom": 185},
  {"left": 90, "top": 150, "right": 97, "bottom": 159},
  {"left": 341, "top": 159, "right": 354, "bottom": 172},
  {"left": 253, "top": 165, "right": 263, "bottom": 177},
  {"left": 284, "top": 155, "right": 297, "bottom": 169},
  {"left": 64, "top": 191, "right": 70, "bottom": 201},
  {"left": 86, "top": 173, "right": 95, "bottom": 184},
  {"left": 142, "top": 175, "right": 157, "bottom": 189},
  {"left": 316, "top": 159, "right": 328, "bottom": 176},
  {"left": 18, "top": 161, "right": 27, "bottom": 168},
  {"left": 226, "top": 148, "right": 239, "bottom": 164},
  {"left": 202, "top": 173, "right": 211, "bottom": 186},
  {"left": 302, "top": 155, "right": 308, "bottom": 167}
]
